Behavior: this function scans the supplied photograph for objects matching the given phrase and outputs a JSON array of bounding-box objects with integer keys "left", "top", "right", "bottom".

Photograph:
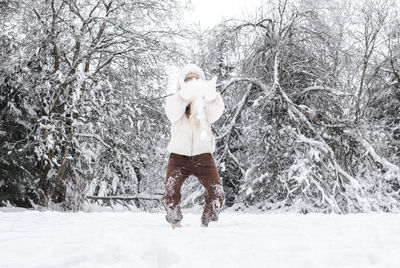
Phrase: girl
[{"left": 162, "top": 64, "right": 225, "bottom": 228}]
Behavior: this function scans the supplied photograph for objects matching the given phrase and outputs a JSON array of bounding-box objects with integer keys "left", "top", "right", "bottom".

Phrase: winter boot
[
  {"left": 201, "top": 219, "right": 209, "bottom": 227},
  {"left": 171, "top": 220, "right": 182, "bottom": 229}
]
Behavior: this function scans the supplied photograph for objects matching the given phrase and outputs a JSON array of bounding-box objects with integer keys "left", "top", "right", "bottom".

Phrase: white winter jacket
[{"left": 165, "top": 91, "right": 225, "bottom": 156}]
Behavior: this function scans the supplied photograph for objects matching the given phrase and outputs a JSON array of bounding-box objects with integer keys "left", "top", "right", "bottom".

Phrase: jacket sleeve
[
  {"left": 205, "top": 92, "right": 225, "bottom": 124},
  {"left": 165, "top": 92, "right": 191, "bottom": 123}
]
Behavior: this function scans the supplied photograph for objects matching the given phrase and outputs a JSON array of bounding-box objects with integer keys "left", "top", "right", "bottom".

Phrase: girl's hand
[
  {"left": 179, "top": 78, "right": 194, "bottom": 101},
  {"left": 203, "top": 76, "right": 218, "bottom": 102}
]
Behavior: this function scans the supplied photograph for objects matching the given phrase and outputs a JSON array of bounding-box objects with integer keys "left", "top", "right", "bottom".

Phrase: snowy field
[{"left": 1, "top": 209, "right": 399, "bottom": 268}]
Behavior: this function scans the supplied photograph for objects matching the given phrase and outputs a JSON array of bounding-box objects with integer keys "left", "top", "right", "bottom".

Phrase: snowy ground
[{"left": 1, "top": 208, "right": 399, "bottom": 268}]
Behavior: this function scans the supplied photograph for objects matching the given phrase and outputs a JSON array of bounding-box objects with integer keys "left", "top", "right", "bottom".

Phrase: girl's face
[{"left": 184, "top": 73, "right": 200, "bottom": 83}]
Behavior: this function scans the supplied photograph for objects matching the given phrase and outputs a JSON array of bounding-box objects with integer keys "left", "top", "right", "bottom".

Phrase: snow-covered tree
[
  {"left": 180, "top": 0, "right": 400, "bottom": 213},
  {"left": 1, "top": 0, "right": 183, "bottom": 209}
]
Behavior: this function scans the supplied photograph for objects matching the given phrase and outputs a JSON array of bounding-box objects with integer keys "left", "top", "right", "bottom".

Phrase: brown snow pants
[{"left": 162, "top": 152, "right": 225, "bottom": 226}]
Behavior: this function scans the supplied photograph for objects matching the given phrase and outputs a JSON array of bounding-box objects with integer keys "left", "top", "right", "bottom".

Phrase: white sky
[
  {"left": 183, "top": 0, "right": 260, "bottom": 29},
  {"left": 166, "top": 0, "right": 260, "bottom": 94}
]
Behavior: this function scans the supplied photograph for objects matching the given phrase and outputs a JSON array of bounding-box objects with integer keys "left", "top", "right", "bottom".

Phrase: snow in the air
[{"left": 1, "top": 208, "right": 399, "bottom": 268}]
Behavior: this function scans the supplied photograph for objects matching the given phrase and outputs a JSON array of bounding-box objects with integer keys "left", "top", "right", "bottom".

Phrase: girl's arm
[
  {"left": 165, "top": 93, "right": 191, "bottom": 123},
  {"left": 205, "top": 92, "right": 225, "bottom": 124}
]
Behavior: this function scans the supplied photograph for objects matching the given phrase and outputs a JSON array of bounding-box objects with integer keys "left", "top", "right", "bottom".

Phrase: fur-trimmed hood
[{"left": 176, "top": 63, "right": 205, "bottom": 92}]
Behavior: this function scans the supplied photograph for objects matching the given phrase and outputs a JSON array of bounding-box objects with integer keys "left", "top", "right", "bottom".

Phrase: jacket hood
[{"left": 176, "top": 63, "right": 205, "bottom": 92}]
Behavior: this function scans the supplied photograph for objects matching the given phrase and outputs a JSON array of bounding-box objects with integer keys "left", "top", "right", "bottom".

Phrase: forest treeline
[{"left": 1, "top": 0, "right": 399, "bottom": 212}]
